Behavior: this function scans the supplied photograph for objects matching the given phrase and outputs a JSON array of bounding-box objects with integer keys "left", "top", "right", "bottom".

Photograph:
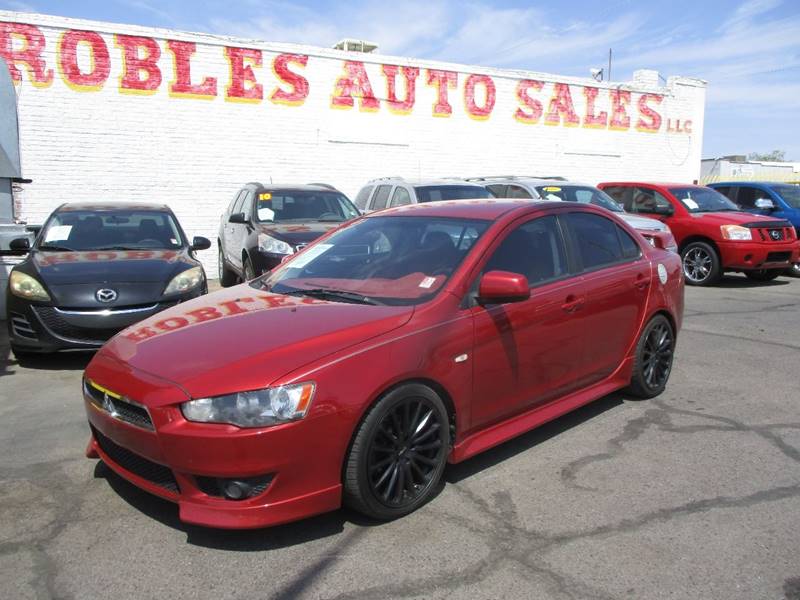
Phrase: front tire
[
  {"left": 745, "top": 269, "right": 782, "bottom": 282},
  {"left": 785, "top": 263, "right": 800, "bottom": 278},
  {"left": 343, "top": 384, "right": 450, "bottom": 520},
  {"left": 680, "top": 241, "right": 721, "bottom": 286},
  {"left": 243, "top": 258, "right": 256, "bottom": 281},
  {"left": 627, "top": 314, "right": 675, "bottom": 399},
  {"left": 218, "top": 246, "right": 237, "bottom": 287}
]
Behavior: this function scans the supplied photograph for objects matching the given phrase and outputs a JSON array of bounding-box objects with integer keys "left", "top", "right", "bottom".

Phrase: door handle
[
  {"left": 634, "top": 274, "right": 650, "bottom": 290},
  {"left": 561, "top": 294, "right": 585, "bottom": 313}
]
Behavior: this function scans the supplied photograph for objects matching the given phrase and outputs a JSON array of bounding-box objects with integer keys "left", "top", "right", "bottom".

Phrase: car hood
[
  {"left": 30, "top": 249, "right": 191, "bottom": 285},
  {"left": 98, "top": 283, "right": 414, "bottom": 402},
  {"left": 619, "top": 213, "right": 668, "bottom": 231},
  {"left": 688, "top": 212, "right": 785, "bottom": 227},
  {"left": 258, "top": 222, "right": 342, "bottom": 247}
]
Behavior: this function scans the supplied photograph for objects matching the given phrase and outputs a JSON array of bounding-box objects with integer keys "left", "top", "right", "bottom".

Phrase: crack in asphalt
[
  {"left": 681, "top": 327, "right": 800, "bottom": 351},
  {"left": 683, "top": 301, "right": 799, "bottom": 319}
]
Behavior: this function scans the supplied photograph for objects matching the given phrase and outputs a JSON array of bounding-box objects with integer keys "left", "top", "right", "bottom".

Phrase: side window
[
  {"left": 483, "top": 215, "right": 568, "bottom": 286},
  {"left": 713, "top": 186, "right": 732, "bottom": 200},
  {"left": 354, "top": 186, "right": 374, "bottom": 210},
  {"left": 631, "top": 187, "right": 671, "bottom": 214},
  {"left": 231, "top": 191, "right": 246, "bottom": 215},
  {"left": 602, "top": 186, "right": 628, "bottom": 206},
  {"left": 390, "top": 186, "right": 412, "bottom": 207},
  {"left": 617, "top": 225, "right": 642, "bottom": 259},
  {"left": 240, "top": 191, "right": 254, "bottom": 218},
  {"left": 507, "top": 185, "right": 533, "bottom": 199},
  {"left": 370, "top": 185, "right": 392, "bottom": 210},
  {"left": 735, "top": 187, "right": 770, "bottom": 209},
  {"left": 565, "top": 212, "right": 624, "bottom": 270},
  {"left": 486, "top": 184, "right": 506, "bottom": 197}
]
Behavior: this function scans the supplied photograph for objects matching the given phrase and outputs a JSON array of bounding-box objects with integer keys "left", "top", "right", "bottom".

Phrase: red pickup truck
[{"left": 598, "top": 182, "right": 799, "bottom": 285}]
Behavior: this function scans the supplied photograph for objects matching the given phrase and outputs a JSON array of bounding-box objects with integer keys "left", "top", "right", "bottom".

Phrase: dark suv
[{"left": 217, "top": 183, "right": 360, "bottom": 285}]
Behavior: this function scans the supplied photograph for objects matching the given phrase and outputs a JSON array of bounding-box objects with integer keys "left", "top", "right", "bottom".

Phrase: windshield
[
  {"left": 37, "top": 210, "right": 184, "bottom": 251},
  {"left": 668, "top": 187, "right": 739, "bottom": 213},
  {"left": 773, "top": 184, "right": 800, "bottom": 209},
  {"left": 535, "top": 185, "right": 624, "bottom": 212},
  {"left": 413, "top": 185, "right": 493, "bottom": 202},
  {"left": 255, "top": 191, "right": 359, "bottom": 223},
  {"left": 259, "top": 216, "right": 489, "bottom": 306}
]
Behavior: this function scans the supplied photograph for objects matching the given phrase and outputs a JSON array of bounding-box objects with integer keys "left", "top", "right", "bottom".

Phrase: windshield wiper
[
  {"left": 38, "top": 244, "right": 75, "bottom": 251},
  {"left": 316, "top": 216, "right": 345, "bottom": 222},
  {"left": 93, "top": 244, "right": 168, "bottom": 250},
  {"left": 283, "top": 288, "right": 381, "bottom": 305}
]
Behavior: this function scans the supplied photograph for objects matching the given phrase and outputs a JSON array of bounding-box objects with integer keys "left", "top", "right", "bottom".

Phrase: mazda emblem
[{"left": 96, "top": 288, "right": 118, "bottom": 303}]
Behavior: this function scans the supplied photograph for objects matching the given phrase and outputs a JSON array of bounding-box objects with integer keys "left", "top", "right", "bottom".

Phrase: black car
[
  {"left": 217, "top": 183, "right": 360, "bottom": 285},
  {"left": 6, "top": 201, "right": 211, "bottom": 356}
]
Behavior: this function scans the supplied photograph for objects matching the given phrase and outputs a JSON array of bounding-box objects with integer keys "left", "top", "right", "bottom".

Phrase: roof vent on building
[{"left": 333, "top": 39, "right": 379, "bottom": 53}]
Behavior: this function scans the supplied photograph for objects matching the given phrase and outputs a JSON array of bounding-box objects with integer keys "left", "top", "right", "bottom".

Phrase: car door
[
  {"left": 469, "top": 213, "right": 588, "bottom": 430},
  {"left": 230, "top": 190, "right": 254, "bottom": 271},
  {"left": 734, "top": 186, "right": 787, "bottom": 220},
  {"left": 223, "top": 190, "right": 245, "bottom": 270},
  {"left": 563, "top": 211, "right": 650, "bottom": 383}
]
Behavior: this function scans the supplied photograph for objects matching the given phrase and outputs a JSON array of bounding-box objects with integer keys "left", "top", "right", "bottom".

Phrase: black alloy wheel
[
  {"left": 628, "top": 315, "right": 675, "bottom": 399},
  {"left": 681, "top": 241, "right": 720, "bottom": 286},
  {"left": 344, "top": 384, "right": 449, "bottom": 520},
  {"left": 787, "top": 262, "right": 800, "bottom": 278},
  {"left": 745, "top": 269, "right": 782, "bottom": 282},
  {"left": 218, "top": 246, "right": 237, "bottom": 287}
]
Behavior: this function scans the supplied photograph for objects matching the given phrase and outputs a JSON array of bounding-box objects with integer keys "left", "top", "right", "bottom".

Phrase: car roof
[
  {"left": 709, "top": 181, "right": 792, "bottom": 187},
  {"left": 367, "top": 199, "right": 574, "bottom": 220},
  {"left": 247, "top": 183, "right": 340, "bottom": 192},
  {"left": 56, "top": 201, "right": 172, "bottom": 212},
  {"left": 366, "top": 178, "right": 486, "bottom": 187},
  {"left": 600, "top": 181, "right": 703, "bottom": 188},
  {"left": 474, "top": 177, "right": 597, "bottom": 188}
]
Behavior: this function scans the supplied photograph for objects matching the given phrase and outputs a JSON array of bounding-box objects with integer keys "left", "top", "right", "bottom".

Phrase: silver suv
[
  {"left": 469, "top": 176, "right": 673, "bottom": 238},
  {"left": 354, "top": 177, "right": 493, "bottom": 213}
]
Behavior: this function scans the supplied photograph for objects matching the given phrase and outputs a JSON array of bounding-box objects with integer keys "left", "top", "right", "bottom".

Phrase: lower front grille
[
  {"left": 766, "top": 251, "right": 792, "bottom": 263},
  {"left": 9, "top": 312, "right": 38, "bottom": 339},
  {"left": 33, "top": 307, "right": 121, "bottom": 343},
  {"left": 84, "top": 380, "right": 154, "bottom": 430},
  {"left": 92, "top": 426, "right": 178, "bottom": 494}
]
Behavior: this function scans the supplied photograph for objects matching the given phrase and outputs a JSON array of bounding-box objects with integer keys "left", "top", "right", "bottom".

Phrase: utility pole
[{"left": 608, "top": 48, "right": 612, "bottom": 83}]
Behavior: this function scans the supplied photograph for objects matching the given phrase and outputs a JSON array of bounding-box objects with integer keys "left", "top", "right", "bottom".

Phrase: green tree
[{"left": 747, "top": 150, "right": 787, "bottom": 162}]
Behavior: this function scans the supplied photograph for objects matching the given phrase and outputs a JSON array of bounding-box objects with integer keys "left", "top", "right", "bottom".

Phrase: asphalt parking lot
[{"left": 1, "top": 276, "right": 799, "bottom": 600}]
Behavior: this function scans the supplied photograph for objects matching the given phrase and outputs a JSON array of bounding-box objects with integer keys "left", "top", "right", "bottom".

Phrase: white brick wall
[{"left": 1, "top": 11, "right": 707, "bottom": 276}]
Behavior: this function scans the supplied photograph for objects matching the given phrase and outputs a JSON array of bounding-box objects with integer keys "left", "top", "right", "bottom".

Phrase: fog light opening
[{"left": 223, "top": 480, "right": 251, "bottom": 500}]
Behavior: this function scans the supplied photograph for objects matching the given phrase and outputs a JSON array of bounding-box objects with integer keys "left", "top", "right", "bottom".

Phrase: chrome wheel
[
  {"left": 367, "top": 397, "right": 445, "bottom": 508},
  {"left": 683, "top": 247, "right": 712, "bottom": 283}
]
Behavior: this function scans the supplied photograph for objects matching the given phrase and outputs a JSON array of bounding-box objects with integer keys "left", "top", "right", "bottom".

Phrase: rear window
[
  {"left": 414, "top": 185, "right": 493, "bottom": 202},
  {"left": 535, "top": 185, "right": 623, "bottom": 212}
]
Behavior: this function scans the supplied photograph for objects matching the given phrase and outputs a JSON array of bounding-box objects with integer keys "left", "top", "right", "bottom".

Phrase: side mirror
[
  {"left": 228, "top": 212, "right": 247, "bottom": 224},
  {"left": 477, "top": 270, "right": 530, "bottom": 305},
  {"left": 8, "top": 237, "right": 31, "bottom": 255},
  {"left": 650, "top": 204, "right": 674, "bottom": 216},
  {"left": 191, "top": 236, "right": 211, "bottom": 251},
  {"left": 754, "top": 198, "right": 775, "bottom": 211}
]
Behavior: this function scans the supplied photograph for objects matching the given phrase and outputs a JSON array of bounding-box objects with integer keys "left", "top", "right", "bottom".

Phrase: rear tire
[
  {"left": 680, "top": 241, "right": 721, "bottom": 286},
  {"left": 627, "top": 314, "right": 675, "bottom": 399},
  {"left": 745, "top": 269, "right": 782, "bottom": 282},
  {"left": 343, "top": 384, "right": 450, "bottom": 521},
  {"left": 218, "top": 246, "right": 237, "bottom": 287}
]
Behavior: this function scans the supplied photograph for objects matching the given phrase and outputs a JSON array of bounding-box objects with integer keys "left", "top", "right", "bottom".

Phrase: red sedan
[{"left": 83, "top": 200, "right": 684, "bottom": 528}]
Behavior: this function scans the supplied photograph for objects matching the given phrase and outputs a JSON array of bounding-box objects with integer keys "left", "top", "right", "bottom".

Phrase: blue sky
[{"left": 2, "top": 0, "right": 799, "bottom": 160}]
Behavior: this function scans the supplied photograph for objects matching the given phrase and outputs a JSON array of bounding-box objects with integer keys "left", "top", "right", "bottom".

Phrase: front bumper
[
  {"left": 717, "top": 240, "right": 800, "bottom": 271},
  {"left": 6, "top": 289, "right": 202, "bottom": 352},
  {"left": 83, "top": 355, "right": 343, "bottom": 529}
]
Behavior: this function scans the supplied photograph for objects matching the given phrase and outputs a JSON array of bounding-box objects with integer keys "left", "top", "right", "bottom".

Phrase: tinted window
[
  {"left": 229, "top": 190, "right": 244, "bottom": 213},
  {"left": 735, "top": 186, "right": 770, "bottom": 209},
  {"left": 618, "top": 225, "right": 642, "bottom": 259},
  {"left": 668, "top": 187, "right": 738, "bottom": 213},
  {"left": 507, "top": 185, "right": 533, "bottom": 199},
  {"left": 371, "top": 185, "right": 392, "bottom": 210},
  {"left": 713, "top": 186, "right": 732, "bottom": 200},
  {"left": 390, "top": 186, "right": 412, "bottom": 207},
  {"left": 483, "top": 216, "right": 568, "bottom": 285},
  {"left": 240, "top": 191, "right": 254, "bottom": 218},
  {"left": 354, "top": 186, "right": 374, "bottom": 210},
  {"left": 773, "top": 184, "right": 800, "bottom": 208},
  {"left": 40, "top": 210, "right": 184, "bottom": 250},
  {"left": 566, "top": 212, "right": 624, "bottom": 270},
  {"left": 486, "top": 184, "right": 505, "bottom": 197},
  {"left": 414, "top": 185, "right": 493, "bottom": 202},
  {"left": 255, "top": 191, "right": 359, "bottom": 223},
  {"left": 535, "top": 185, "right": 623, "bottom": 212},
  {"left": 630, "top": 188, "right": 673, "bottom": 213},
  {"left": 603, "top": 186, "right": 629, "bottom": 204}
]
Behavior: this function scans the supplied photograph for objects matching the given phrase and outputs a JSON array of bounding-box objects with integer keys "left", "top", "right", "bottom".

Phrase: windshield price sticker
[
  {"left": 44, "top": 225, "right": 71, "bottom": 242},
  {"left": 684, "top": 198, "right": 699, "bottom": 210},
  {"left": 257, "top": 207, "right": 275, "bottom": 221},
  {"left": 419, "top": 276, "right": 436, "bottom": 289},
  {"left": 288, "top": 244, "right": 332, "bottom": 268}
]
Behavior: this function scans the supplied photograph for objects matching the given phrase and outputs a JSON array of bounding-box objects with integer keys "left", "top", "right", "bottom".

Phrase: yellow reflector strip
[{"left": 88, "top": 380, "right": 122, "bottom": 399}]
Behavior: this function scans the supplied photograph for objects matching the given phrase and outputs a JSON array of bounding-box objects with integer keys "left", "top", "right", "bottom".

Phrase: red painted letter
[
  {"left": 426, "top": 69, "right": 457, "bottom": 117},
  {"left": 167, "top": 40, "right": 216, "bottom": 99},
  {"left": 464, "top": 74, "right": 495, "bottom": 120},
  {"left": 270, "top": 53, "right": 309, "bottom": 105},
  {"left": 583, "top": 86, "right": 608, "bottom": 128},
  {"left": 544, "top": 83, "right": 579, "bottom": 126},
  {"left": 115, "top": 34, "right": 161, "bottom": 94},
  {"left": 0, "top": 22, "right": 53, "bottom": 86},
  {"left": 609, "top": 90, "right": 631, "bottom": 130},
  {"left": 331, "top": 60, "right": 379, "bottom": 111},
  {"left": 636, "top": 93, "right": 663, "bottom": 132},
  {"left": 58, "top": 30, "right": 110, "bottom": 91},
  {"left": 225, "top": 47, "right": 263, "bottom": 102},
  {"left": 186, "top": 306, "right": 224, "bottom": 323},
  {"left": 382, "top": 64, "right": 418, "bottom": 114},
  {"left": 514, "top": 80, "right": 543, "bottom": 124}
]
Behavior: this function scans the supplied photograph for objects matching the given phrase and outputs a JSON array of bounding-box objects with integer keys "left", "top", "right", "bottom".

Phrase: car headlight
[
  {"left": 258, "top": 233, "right": 293, "bottom": 255},
  {"left": 9, "top": 271, "right": 51, "bottom": 301},
  {"left": 181, "top": 382, "right": 315, "bottom": 428},
  {"left": 164, "top": 266, "right": 203, "bottom": 295},
  {"left": 720, "top": 225, "right": 752, "bottom": 241}
]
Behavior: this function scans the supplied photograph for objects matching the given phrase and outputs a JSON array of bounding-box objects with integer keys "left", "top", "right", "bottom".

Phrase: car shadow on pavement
[
  {"left": 445, "top": 392, "right": 625, "bottom": 484},
  {"left": 0, "top": 326, "right": 93, "bottom": 373},
  {"left": 714, "top": 274, "right": 791, "bottom": 288}
]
